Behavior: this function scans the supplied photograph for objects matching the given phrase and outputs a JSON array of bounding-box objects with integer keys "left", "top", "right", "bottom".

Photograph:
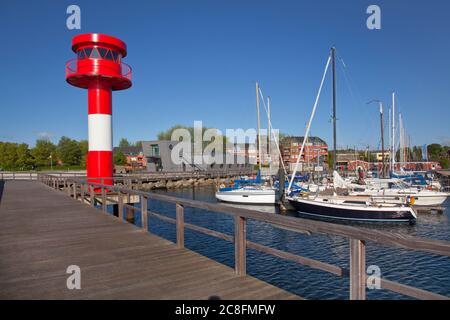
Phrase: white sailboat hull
[
  {"left": 350, "top": 189, "right": 448, "bottom": 206},
  {"left": 215, "top": 189, "right": 279, "bottom": 204}
]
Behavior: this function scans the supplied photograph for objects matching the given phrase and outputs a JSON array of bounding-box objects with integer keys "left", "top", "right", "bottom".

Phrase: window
[
  {"left": 77, "top": 47, "right": 121, "bottom": 62},
  {"left": 90, "top": 48, "right": 101, "bottom": 58},
  {"left": 150, "top": 144, "right": 160, "bottom": 157},
  {"left": 105, "top": 50, "right": 114, "bottom": 61},
  {"left": 84, "top": 48, "right": 93, "bottom": 58},
  {"left": 98, "top": 48, "right": 107, "bottom": 58}
]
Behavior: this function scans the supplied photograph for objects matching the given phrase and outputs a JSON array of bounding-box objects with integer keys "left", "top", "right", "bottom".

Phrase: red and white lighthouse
[{"left": 66, "top": 34, "right": 132, "bottom": 186}]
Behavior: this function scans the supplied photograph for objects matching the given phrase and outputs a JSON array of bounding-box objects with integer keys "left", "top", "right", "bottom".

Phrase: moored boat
[
  {"left": 287, "top": 195, "right": 417, "bottom": 223},
  {"left": 216, "top": 186, "right": 279, "bottom": 204}
]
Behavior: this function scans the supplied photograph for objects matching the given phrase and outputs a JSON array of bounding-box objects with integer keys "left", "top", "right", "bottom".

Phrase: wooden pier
[
  {"left": 0, "top": 180, "right": 298, "bottom": 299},
  {"left": 1, "top": 174, "right": 450, "bottom": 300}
]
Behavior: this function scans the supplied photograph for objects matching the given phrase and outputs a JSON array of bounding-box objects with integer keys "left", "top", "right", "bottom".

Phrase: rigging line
[
  {"left": 337, "top": 53, "right": 365, "bottom": 107},
  {"left": 338, "top": 54, "right": 378, "bottom": 146},
  {"left": 288, "top": 54, "right": 332, "bottom": 193},
  {"left": 338, "top": 57, "right": 360, "bottom": 111},
  {"left": 258, "top": 87, "right": 288, "bottom": 177}
]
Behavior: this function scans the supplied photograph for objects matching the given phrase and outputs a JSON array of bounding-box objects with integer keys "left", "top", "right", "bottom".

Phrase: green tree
[
  {"left": 32, "top": 139, "right": 57, "bottom": 167},
  {"left": 16, "top": 143, "right": 34, "bottom": 170},
  {"left": 113, "top": 151, "right": 127, "bottom": 165},
  {"left": 79, "top": 140, "right": 88, "bottom": 167},
  {"left": 57, "top": 136, "right": 82, "bottom": 166},
  {"left": 157, "top": 124, "right": 228, "bottom": 151},
  {"left": 440, "top": 158, "right": 449, "bottom": 169},
  {"left": 0, "top": 142, "right": 18, "bottom": 170},
  {"left": 427, "top": 144, "right": 443, "bottom": 161},
  {"left": 118, "top": 138, "right": 131, "bottom": 148}
]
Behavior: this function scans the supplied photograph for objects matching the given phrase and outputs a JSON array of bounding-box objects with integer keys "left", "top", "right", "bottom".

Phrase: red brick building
[
  {"left": 113, "top": 146, "right": 147, "bottom": 171},
  {"left": 281, "top": 136, "right": 328, "bottom": 170}
]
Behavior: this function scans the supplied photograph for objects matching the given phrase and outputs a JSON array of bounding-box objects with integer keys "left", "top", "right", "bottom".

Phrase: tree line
[
  {"left": 0, "top": 137, "right": 88, "bottom": 171},
  {"left": 326, "top": 144, "right": 449, "bottom": 169},
  {"left": 0, "top": 137, "right": 144, "bottom": 171},
  {"left": 1, "top": 134, "right": 448, "bottom": 171}
]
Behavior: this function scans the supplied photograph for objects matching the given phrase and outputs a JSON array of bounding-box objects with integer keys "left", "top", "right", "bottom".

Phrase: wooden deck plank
[{"left": 0, "top": 181, "right": 300, "bottom": 300}]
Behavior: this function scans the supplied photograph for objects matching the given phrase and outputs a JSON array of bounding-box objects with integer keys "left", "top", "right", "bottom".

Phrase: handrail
[
  {"left": 37, "top": 173, "right": 450, "bottom": 300},
  {"left": 65, "top": 58, "right": 132, "bottom": 81}
]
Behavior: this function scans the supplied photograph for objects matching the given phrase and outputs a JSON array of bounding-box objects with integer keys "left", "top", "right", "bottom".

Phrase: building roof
[
  {"left": 113, "top": 146, "right": 142, "bottom": 156},
  {"left": 281, "top": 136, "right": 328, "bottom": 147}
]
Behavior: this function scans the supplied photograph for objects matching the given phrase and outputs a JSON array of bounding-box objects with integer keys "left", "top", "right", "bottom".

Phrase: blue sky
[{"left": 0, "top": 0, "right": 449, "bottom": 149}]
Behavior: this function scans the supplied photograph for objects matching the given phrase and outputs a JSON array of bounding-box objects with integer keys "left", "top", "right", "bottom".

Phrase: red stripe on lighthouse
[
  {"left": 88, "top": 82, "right": 112, "bottom": 114},
  {"left": 87, "top": 151, "right": 113, "bottom": 185}
]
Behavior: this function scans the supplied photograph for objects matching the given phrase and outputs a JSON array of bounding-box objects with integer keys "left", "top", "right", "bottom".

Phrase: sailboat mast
[
  {"left": 399, "top": 113, "right": 403, "bottom": 164},
  {"left": 256, "top": 82, "right": 262, "bottom": 171},
  {"left": 267, "top": 96, "right": 271, "bottom": 171},
  {"left": 379, "top": 102, "right": 385, "bottom": 178},
  {"left": 331, "top": 47, "right": 337, "bottom": 171},
  {"left": 391, "top": 91, "right": 396, "bottom": 173}
]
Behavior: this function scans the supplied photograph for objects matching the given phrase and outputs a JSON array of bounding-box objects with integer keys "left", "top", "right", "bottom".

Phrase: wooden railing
[
  {"left": 0, "top": 171, "right": 86, "bottom": 181},
  {"left": 0, "top": 172, "right": 37, "bottom": 181},
  {"left": 38, "top": 173, "right": 450, "bottom": 300},
  {"left": 1, "top": 169, "right": 254, "bottom": 182}
]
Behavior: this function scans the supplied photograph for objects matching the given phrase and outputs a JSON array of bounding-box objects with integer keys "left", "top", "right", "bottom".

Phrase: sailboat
[
  {"left": 215, "top": 82, "right": 279, "bottom": 205},
  {"left": 286, "top": 48, "right": 417, "bottom": 223},
  {"left": 335, "top": 170, "right": 448, "bottom": 207}
]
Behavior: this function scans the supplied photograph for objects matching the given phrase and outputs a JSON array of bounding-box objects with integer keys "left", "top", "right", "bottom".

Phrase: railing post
[
  {"left": 73, "top": 182, "right": 77, "bottom": 199},
  {"left": 118, "top": 191, "right": 124, "bottom": 222},
  {"left": 350, "top": 239, "right": 366, "bottom": 300},
  {"left": 13, "top": 172, "right": 15, "bottom": 180},
  {"left": 141, "top": 195, "right": 148, "bottom": 231},
  {"left": 176, "top": 203, "right": 184, "bottom": 248},
  {"left": 234, "top": 215, "right": 246, "bottom": 276},
  {"left": 67, "top": 182, "right": 71, "bottom": 196},
  {"left": 90, "top": 185, "right": 95, "bottom": 207},
  {"left": 101, "top": 187, "right": 107, "bottom": 213},
  {"left": 80, "top": 184, "right": 85, "bottom": 202}
]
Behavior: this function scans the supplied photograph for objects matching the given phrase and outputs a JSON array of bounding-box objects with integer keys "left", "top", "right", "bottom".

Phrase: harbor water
[{"left": 132, "top": 186, "right": 450, "bottom": 300}]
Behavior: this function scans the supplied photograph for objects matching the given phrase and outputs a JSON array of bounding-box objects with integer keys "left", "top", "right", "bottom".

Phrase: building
[
  {"left": 142, "top": 140, "right": 253, "bottom": 173},
  {"left": 392, "top": 162, "right": 441, "bottom": 171},
  {"left": 335, "top": 152, "right": 370, "bottom": 172},
  {"left": 280, "top": 136, "right": 328, "bottom": 172},
  {"left": 375, "top": 152, "right": 390, "bottom": 162},
  {"left": 113, "top": 146, "right": 147, "bottom": 172}
]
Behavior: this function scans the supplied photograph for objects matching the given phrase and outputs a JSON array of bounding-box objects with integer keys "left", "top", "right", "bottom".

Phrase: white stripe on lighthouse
[{"left": 88, "top": 114, "right": 112, "bottom": 151}]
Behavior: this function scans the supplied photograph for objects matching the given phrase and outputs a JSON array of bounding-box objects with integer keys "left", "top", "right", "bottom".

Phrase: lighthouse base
[{"left": 87, "top": 150, "right": 113, "bottom": 186}]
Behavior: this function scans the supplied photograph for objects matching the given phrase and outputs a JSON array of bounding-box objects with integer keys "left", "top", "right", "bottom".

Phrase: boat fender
[{"left": 407, "top": 196, "right": 415, "bottom": 206}]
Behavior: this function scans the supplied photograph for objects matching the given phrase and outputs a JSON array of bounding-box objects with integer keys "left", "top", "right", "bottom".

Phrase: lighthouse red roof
[{"left": 72, "top": 33, "right": 128, "bottom": 57}]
